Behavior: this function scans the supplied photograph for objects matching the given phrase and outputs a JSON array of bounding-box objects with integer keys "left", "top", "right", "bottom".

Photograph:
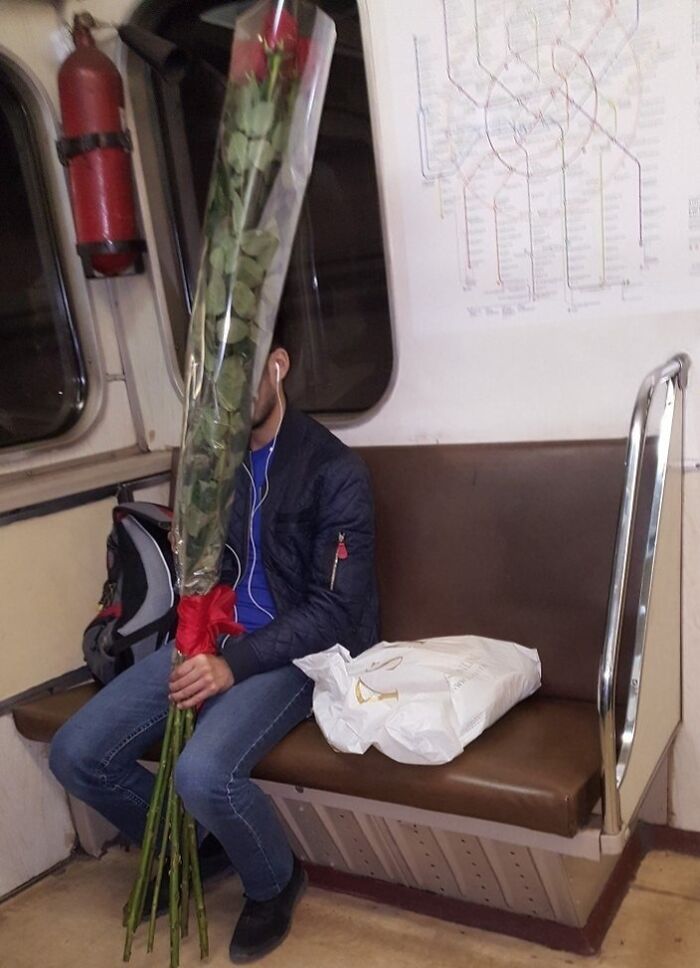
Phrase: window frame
[
  {"left": 0, "top": 53, "right": 105, "bottom": 464},
  {"left": 126, "top": 0, "right": 215, "bottom": 381},
  {"left": 126, "top": 0, "right": 396, "bottom": 421}
]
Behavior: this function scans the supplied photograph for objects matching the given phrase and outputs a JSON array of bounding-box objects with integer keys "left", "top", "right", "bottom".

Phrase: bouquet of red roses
[{"left": 122, "top": 3, "right": 334, "bottom": 965}]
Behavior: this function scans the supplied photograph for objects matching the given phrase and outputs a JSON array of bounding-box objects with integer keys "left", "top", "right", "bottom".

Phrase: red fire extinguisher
[{"left": 57, "top": 13, "right": 146, "bottom": 278}]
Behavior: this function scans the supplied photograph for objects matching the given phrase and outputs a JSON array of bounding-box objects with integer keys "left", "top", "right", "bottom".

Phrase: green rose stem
[
  {"left": 179, "top": 799, "right": 190, "bottom": 940},
  {"left": 265, "top": 48, "right": 284, "bottom": 100},
  {"left": 123, "top": 703, "right": 176, "bottom": 961},
  {"left": 184, "top": 708, "right": 209, "bottom": 958},
  {"left": 187, "top": 816, "right": 209, "bottom": 959},
  {"left": 123, "top": 666, "right": 207, "bottom": 967},
  {"left": 168, "top": 710, "right": 185, "bottom": 968},
  {"left": 147, "top": 765, "right": 173, "bottom": 952}
]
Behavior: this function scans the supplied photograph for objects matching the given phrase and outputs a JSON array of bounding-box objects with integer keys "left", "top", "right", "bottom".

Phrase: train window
[
  {"left": 0, "top": 65, "right": 85, "bottom": 449},
  {"left": 130, "top": 0, "right": 393, "bottom": 414}
]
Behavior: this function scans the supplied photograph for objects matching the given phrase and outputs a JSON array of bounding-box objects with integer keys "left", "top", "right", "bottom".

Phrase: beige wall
[
  {"left": 0, "top": 500, "right": 114, "bottom": 701},
  {"left": 0, "top": 476, "right": 171, "bottom": 702}
]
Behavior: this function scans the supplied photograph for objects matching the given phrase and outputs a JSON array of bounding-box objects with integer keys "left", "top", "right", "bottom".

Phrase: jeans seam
[
  {"left": 99, "top": 710, "right": 169, "bottom": 770},
  {"left": 106, "top": 783, "right": 152, "bottom": 812},
  {"left": 230, "top": 679, "right": 312, "bottom": 776},
  {"left": 97, "top": 709, "right": 169, "bottom": 811},
  {"left": 225, "top": 679, "right": 312, "bottom": 896}
]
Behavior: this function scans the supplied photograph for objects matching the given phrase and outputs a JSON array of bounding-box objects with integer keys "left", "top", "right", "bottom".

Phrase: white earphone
[{"left": 230, "top": 356, "right": 286, "bottom": 623}]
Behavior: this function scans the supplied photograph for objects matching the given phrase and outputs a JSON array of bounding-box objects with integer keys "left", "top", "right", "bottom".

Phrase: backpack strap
[
  {"left": 117, "top": 513, "right": 177, "bottom": 634},
  {"left": 109, "top": 605, "right": 178, "bottom": 655},
  {"left": 115, "top": 502, "right": 173, "bottom": 531}
]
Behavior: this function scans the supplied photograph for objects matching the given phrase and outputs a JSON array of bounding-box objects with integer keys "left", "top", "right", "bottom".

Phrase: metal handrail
[{"left": 597, "top": 353, "right": 690, "bottom": 836}]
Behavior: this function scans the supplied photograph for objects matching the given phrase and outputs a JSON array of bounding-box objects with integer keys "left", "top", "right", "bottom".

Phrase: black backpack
[{"left": 83, "top": 502, "right": 178, "bottom": 685}]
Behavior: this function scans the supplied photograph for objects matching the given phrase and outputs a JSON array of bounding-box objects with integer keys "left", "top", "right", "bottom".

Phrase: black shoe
[
  {"left": 229, "top": 857, "right": 307, "bottom": 963},
  {"left": 122, "top": 836, "right": 232, "bottom": 925}
]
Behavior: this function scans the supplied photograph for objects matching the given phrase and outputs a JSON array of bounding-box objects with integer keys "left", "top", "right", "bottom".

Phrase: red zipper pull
[{"left": 330, "top": 532, "right": 347, "bottom": 590}]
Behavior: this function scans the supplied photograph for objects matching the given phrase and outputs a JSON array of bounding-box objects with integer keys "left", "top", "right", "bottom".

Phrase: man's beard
[{"left": 251, "top": 395, "right": 276, "bottom": 430}]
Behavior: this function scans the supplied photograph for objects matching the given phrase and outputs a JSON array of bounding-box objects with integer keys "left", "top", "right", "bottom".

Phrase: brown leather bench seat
[
  {"left": 14, "top": 684, "right": 99, "bottom": 747},
  {"left": 259, "top": 696, "right": 601, "bottom": 838},
  {"left": 14, "top": 439, "right": 646, "bottom": 842},
  {"left": 13, "top": 684, "right": 600, "bottom": 839}
]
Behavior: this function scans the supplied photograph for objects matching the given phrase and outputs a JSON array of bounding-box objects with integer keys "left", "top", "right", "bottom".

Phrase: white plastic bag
[{"left": 294, "top": 635, "right": 541, "bottom": 765}]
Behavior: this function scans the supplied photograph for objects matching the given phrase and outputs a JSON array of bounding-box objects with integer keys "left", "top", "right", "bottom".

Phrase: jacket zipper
[{"left": 330, "top": 531, "right": 347, "bottom": 591}]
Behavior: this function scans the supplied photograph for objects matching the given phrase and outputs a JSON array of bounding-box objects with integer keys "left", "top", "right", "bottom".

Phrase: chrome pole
[{"left": 597, "top": 354, "right": 689, "bottom": 836}]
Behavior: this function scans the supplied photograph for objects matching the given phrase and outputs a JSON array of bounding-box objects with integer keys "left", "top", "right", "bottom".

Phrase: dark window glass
[
  {"left": 0, "top": 64, "right": 85, "bottom": 449},
  {"left": 133, "top": 0, "right": 393, "bottom": 413}
]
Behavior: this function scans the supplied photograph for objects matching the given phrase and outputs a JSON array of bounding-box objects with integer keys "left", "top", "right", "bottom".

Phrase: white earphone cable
[{"left": 240, "top": 363, "right": 286, "bottom": 623}]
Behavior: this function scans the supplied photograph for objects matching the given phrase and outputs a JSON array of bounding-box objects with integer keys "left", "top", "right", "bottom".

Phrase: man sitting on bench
[{"left": 49, "top": 337, "right": 378, "bottom": 963}]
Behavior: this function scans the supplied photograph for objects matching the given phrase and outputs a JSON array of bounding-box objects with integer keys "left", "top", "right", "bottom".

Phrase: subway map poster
[{"left": 368, "top": 0, "right": 700, "bottom": 323}]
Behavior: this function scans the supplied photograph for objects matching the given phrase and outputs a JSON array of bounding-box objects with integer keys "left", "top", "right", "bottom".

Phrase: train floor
[{"left": 2, "top": 847, "right": 700, "bottom": 967}]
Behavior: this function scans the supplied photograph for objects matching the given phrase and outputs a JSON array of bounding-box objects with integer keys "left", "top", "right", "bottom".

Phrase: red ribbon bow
[{"left": 175, "top": 584, "right": 244, "bottom": 658}]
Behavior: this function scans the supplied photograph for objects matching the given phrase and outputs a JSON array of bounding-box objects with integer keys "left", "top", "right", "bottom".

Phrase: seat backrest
[{"left": 356, "top": 440, "right": 648, "bottom": 706}]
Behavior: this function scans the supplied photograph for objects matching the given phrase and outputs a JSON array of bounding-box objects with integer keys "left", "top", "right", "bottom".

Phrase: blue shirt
[{"left": 234, "top": 441, "right": 277, "bottom": 633}]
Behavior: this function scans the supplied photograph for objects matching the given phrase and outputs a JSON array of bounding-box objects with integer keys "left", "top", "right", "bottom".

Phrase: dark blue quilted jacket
[{"left": 219, "top": 407, "right": 379, "bottom": 681}]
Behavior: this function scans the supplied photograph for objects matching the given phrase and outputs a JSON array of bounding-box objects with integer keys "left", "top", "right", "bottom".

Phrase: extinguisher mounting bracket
[
  {"left": 76, "top": 239, "right": 147, "bottom": 279},
  {"left": 56, "top": 129, "right": 133, "bottom": 166}
]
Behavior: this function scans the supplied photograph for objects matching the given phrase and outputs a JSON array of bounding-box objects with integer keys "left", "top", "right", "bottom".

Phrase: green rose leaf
[
  {"left": 212, "top": 217, "right": 230, "bottom": 246},
  {"left": 250, "top": 101, "right": 275, "bottom": 137},
  {"left": 232, "top": 280, "right": 257, "bottom": 319},
  {"left": 227, "top": 131, "right": 249, "bottom": 173},
  {"left": 236, "top": 83, "right": 261, "bottom": 134},
  {"left": 216, "top": 315, "right": 249, "bottom": 344},
  {"left": 191, "top": 408, "right": 214, "bottom": 449},
  {"left": 209, "top": 245, "right": 226, "bottom": 273},
  {"left": 218, "top": 355, "right": 247, "bottom": 411},
  {"left": 185, "top": 506, "right": 209, "bottom": 538},
  {"left": 193, "top": 478, "right": 218, "bottom": 512},
  {"left": 206, "top": 269, "right": 228, "bottom": 316},
  {"left": 238, "top": 255, "right": 265, "bottom": 289},
  {"left": 204, "top": 338, "right": 222, "bottom": 376},
  {"left": 231, "top": 190, "right": 244, "bottom": 233},
  {"left": 248, "top": 138, "right": 275, "bottom": 172},
  {"left": 241, "top": 230, "right": 278, "bottom": 269},
  {"left": 227, "top": 409, "right": 246, "bottom": 434},
  {"left": 223, "top": 236, "right": 237, "bottom": 270},
  {"left": 270, "top": 121, "right": 288, "bottom": 157}
]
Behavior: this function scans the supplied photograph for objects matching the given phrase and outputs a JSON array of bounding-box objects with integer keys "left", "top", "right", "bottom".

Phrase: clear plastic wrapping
[{"left": 172, "top": 0, "right": 335, "bottom": 597}]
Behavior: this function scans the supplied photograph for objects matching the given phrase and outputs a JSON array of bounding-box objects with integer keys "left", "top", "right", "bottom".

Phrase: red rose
[
  {"left": 262, "top": 7, "right": 298, "bottom": 51},
  {"left": 230, "top": 37, "right": 267, "bottom": 83}
]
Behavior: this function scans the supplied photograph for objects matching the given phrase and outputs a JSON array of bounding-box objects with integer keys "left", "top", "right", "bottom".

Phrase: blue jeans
[{"left": 50, "top": 644, "right": 313, "bottom": 901}]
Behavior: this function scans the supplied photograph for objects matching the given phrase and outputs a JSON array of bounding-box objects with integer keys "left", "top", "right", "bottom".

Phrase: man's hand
[{"left": 169, "top": 655, "right": 234, "bottom": 709}]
